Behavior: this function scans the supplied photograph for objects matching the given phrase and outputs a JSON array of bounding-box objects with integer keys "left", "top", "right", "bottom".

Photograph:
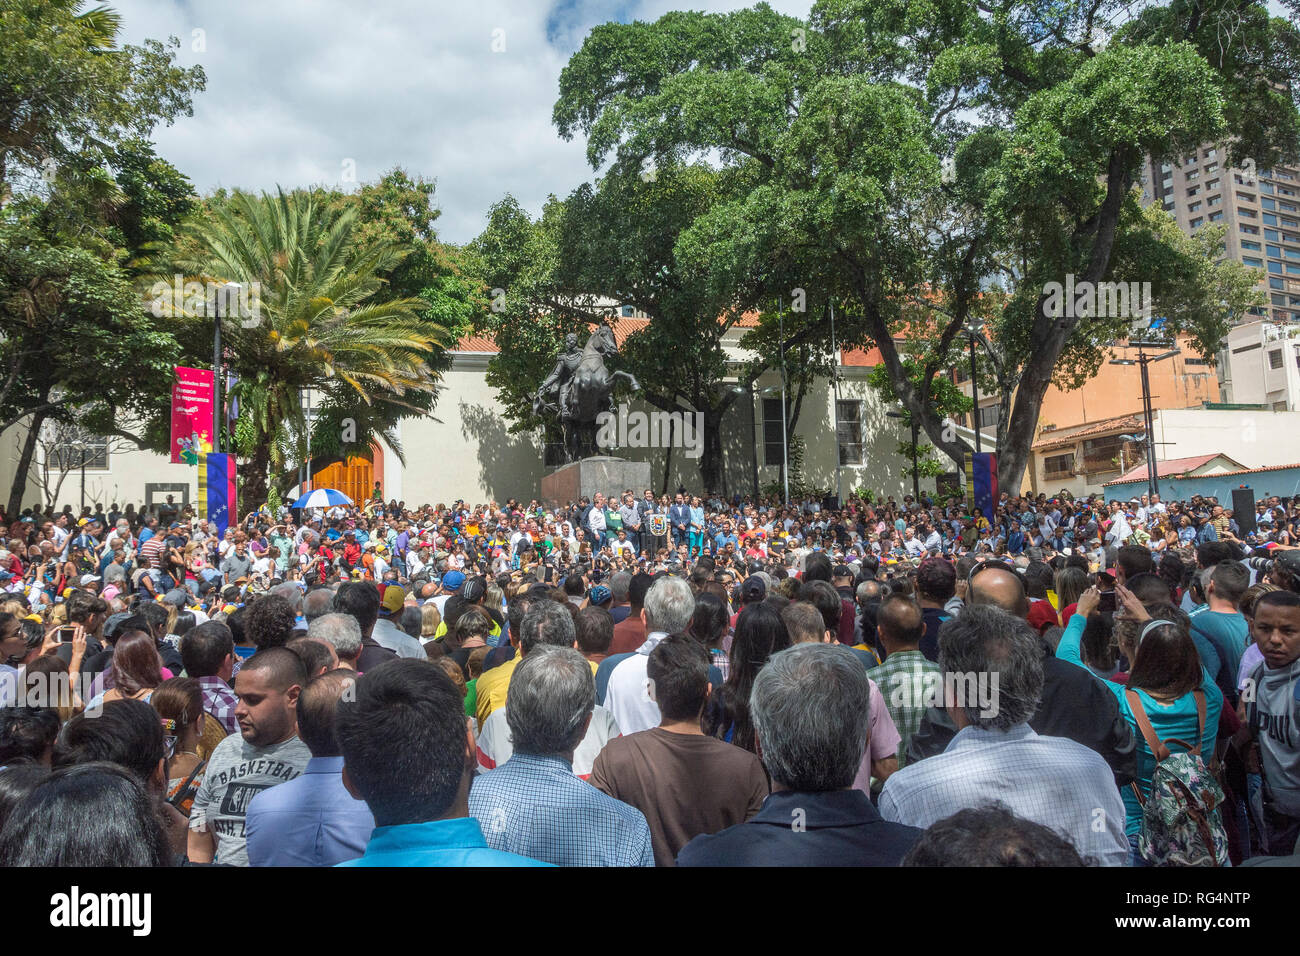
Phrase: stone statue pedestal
[{"left": 540, "top": 456, "right": 652, "bottom": 506}]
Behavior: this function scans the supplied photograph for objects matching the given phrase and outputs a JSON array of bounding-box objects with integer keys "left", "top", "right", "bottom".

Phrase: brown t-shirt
[
  {"left": 590, "top": 727, "right": 769, "bottom": 866},
  {"left": 608, "top": 614, "right": 647, "bottom": 656}
]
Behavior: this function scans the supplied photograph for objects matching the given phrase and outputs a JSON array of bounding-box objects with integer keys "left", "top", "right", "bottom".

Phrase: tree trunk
[
  {"left": 243, "top": 441, "right": 270, "bottom": 511},
  {"left": 697, "top": 407, "right": 724, "bottom": 493},
  {"left": 8, "top": 411, "right": 47, "bottom": 519}
]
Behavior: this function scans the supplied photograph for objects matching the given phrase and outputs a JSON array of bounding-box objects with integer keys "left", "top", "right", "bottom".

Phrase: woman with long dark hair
[
  {"left": 690, "top": 592, "right": 731, "bottom": 682},
  {"left": 704, "top": 602, "right": 790, "bottom": 753},
  {"left": 93, "top": 630, "right": 164, "bottom": 707},
  {"left": 1058, "top": 588, "right": 1224, "bottom": 865}
]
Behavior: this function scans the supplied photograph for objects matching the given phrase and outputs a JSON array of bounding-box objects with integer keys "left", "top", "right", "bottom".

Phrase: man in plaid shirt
[
  {"left": 181, "top": 620, "right": 240, "bottom": 735},
  {"left": 867, "top": 594, "right": 941, "bottom": 768}
]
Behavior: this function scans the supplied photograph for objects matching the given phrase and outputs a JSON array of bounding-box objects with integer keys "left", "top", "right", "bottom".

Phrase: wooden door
[{"left": 312, "top": 456, "right": 373, "bottom": 506}]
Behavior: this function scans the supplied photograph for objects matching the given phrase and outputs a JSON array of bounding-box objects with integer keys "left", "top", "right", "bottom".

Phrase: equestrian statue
[{"left": 533, "top": 324, "right": 641, "bottom": 463}]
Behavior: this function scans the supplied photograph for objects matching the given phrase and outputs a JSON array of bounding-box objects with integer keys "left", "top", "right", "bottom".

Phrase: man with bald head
[
  {"left": 905, "top": 563, "right": 1137, "bottom": 786},
  {"left": 188, "top": 647, "right": 314, "bottom": 866},
  {"left": 967, "top": 562, "right": 1029, "bottom": 618}
]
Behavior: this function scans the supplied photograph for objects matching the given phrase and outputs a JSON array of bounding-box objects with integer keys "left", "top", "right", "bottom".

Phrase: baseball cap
[
  {"left": 78, "top": 574, "right": 99, "bottom": 586},
  {"left": 460, "top": 576, "right": 487, "bottom": 603},
  {"left": 380, "top": 585, "right": 406, "bottom": 614},
  {"left": 77, "top": 518, "right": 89, "bottom": 527},
  {"left": 442, "top": 570, "right": 466, "bottom": 592},
  {"left": 741, "top": 575, "right": 767, "bottom": 601},
  {"left": 587, "top": 584, "right": 612, "bottom": 606},
  {"left": 162, "top": 588, "right": 190, "bottom": 607}
]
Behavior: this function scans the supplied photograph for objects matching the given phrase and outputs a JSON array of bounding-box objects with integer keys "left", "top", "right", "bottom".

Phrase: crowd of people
[{"left": 0, "top": 481, "right": 1297, "bottom": 867}]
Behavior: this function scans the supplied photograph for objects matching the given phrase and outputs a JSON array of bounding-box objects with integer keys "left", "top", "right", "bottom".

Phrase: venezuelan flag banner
[
  {"left": 198, "top": 453, "right": 237, "bottom": 538},
  {"left": 965, "top": 452, "right": 998, "bottom": 519}
]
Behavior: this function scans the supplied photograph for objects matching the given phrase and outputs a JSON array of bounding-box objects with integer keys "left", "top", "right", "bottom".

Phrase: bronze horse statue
[{"left": 536, "top": 324, "right": 640, "bottom": 462}]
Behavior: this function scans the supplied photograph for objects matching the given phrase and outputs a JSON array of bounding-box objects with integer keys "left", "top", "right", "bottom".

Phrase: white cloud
[{"left": 110, "top": 0, "right": 812, "bottom": 243}]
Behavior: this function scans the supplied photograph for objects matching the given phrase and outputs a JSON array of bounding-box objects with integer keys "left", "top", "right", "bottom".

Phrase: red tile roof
[
  {"left": 1106, "top": 454, "right": 1244, "bottom": 484},
  {"left": 453, "top": 317, "right": 650, "bottom": 354},
  {"left": 1105, "top": 460, "right": 1300, "bottom": 486},
  {"left": 1032, "top": 413, "right": 1145, "bottom": 450}
]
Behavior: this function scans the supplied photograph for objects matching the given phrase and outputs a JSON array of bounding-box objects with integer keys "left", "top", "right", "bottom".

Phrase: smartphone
[
  {"left": 1098, "top": 590, "right": 1116, "bottom": 614},
  {"left": 56, "top": 625, "right": 76, "bottom": 643}
]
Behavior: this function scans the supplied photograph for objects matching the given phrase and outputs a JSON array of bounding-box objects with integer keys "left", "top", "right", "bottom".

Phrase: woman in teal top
[
  {"left": 1057, "top": 585, "right": 1223, "bottom": 862},
  {"left": 688, "top": 497, "right": 705, "bottom": 557}
]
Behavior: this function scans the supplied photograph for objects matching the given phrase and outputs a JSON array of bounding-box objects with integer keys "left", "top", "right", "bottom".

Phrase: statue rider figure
[{"left": 537, "top": 332, "right": 582, "bottom": 419}]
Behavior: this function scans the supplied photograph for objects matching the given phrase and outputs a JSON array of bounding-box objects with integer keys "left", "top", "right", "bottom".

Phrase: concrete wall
[
  {"left": 0, "top": 347, "right": 949, "bottom": 512},
  {"left": 0, "top": 425, "right": 197, "bottom": 514},
  {"left": 1154, "top": 407, "right": 1300, "bottom": 468}
]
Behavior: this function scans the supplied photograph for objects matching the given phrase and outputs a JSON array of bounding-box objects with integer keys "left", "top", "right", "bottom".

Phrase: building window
[
  {"left": 1190, "top": 217, "right": 1204, "bottom": 228},
  {"left": 1188, "top": 201, "right": 1202, "bottom": 212},
  {"left": 977, "top": 404, "right": 997, "bottom": 429},
  {"left": 763, "top": 397, "right": 786, "bottom": 466},
  {"left": 1185, "top": 357, "right": 1209, "bottom": 366},
  {"left": 1081, "top": 435, "right": 1127, "bottom": 473},
  {"left": 1043, "top": 453, "right": 1073, "bottom": 478},
  {"left": 1243, "top": 257, "right": 1264, "bottom": 268},
  {"left": 1270, "top": 350, "right": 1285, "bottom": 369},
  {"left": 836, "top": 400, "right": 864, "bottom": 465},
  {"left": 46, "top": 427, "right": 109, "bottom": 471},
  {"left": 1242, "top": 240, "right": 1262, "bottom": 251}
]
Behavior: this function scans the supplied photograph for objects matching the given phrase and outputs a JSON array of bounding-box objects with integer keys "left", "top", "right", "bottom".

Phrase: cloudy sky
[{"left": 112, "top": 0, "right": 813, "bottom": 244}]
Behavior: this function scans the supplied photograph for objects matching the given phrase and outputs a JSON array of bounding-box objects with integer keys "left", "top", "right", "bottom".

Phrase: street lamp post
[
  {"left": 1109, "top": 344, "right": 1179, "bottom": 500},
  {"left": 212, "top": 283, "right": 242, "bottom": 456}
]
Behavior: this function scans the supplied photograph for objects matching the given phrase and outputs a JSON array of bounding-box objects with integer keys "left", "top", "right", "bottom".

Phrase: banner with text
[{"left": 170, "top": 366, "right": 215, "bottom": 465}]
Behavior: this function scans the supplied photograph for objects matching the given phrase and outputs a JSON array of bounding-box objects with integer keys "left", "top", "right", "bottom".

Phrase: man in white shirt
[
  {"left": 604, "top": 576, "right": 696, "bottom": 735},
  {"left": 588, "top": 493, "right": 608, "bottom": 548}
]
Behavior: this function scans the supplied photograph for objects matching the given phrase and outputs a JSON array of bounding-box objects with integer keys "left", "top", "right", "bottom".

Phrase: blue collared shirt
[
  {"left": 469, "top": 753, "right": 654, "bottom": 867},
  {"left": 245, "top": 756, "right": 376, "bottom": 867},
  {"left": 337, "top": 816, "right": 550, "bottom": 867},
  {"left": 879, "top": 723, "right": 1130, "bottom": 866}
]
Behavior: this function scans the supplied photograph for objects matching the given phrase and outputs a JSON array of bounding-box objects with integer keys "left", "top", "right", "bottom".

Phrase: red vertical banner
[{"left": 170, "top": 366, "right": 215, "bottom": 464}]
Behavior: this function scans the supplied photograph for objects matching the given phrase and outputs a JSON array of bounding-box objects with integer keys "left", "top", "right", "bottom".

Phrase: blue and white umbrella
[{"left": 291, "top": 488, "right": 354, "bottom": 509}]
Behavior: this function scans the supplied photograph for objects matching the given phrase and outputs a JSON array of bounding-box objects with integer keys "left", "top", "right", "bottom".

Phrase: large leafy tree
[
  {"left": 0, "top": 219, "right": 178, "bottom": 516},
  {"left": 151, "top": 188, "right": 448, "bottom": 505},
  {"left": 473, "top": 161, "right": 819, "bottom": 493},
  {"left": 0, "top": 0, "right": 205, "bottom": 198},
  {"left": 553, "top": 0, "right": 1297, "bottom": 491},
  {"left": 0, "top": 1, "right": 203, "bottom": 515},
  {"left": 310, "top": 170, "right": 486, "bottom": 470}
]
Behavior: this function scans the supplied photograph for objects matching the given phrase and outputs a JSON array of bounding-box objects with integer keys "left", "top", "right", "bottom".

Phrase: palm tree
[{"left": 154, "top": 187, "right": 446, "bottom": 505}]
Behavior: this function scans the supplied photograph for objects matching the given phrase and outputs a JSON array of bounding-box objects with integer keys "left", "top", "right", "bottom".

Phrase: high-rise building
[{"left": 1139, "top": 149, "right": 1300, "bottom": 325}]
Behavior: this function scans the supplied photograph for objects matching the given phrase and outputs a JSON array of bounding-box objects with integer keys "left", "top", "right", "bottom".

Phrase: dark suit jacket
[
  {"left": 676, "top": 789, "right": 921, "bottom": 867},
  {"left": 906, "top": 654, "right": 1138, "bottom": 787}
]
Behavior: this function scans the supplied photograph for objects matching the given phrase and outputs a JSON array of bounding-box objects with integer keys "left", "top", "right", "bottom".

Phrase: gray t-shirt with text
[{"left": 191, "top": 733, "right": 312, "bottom": 866}]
